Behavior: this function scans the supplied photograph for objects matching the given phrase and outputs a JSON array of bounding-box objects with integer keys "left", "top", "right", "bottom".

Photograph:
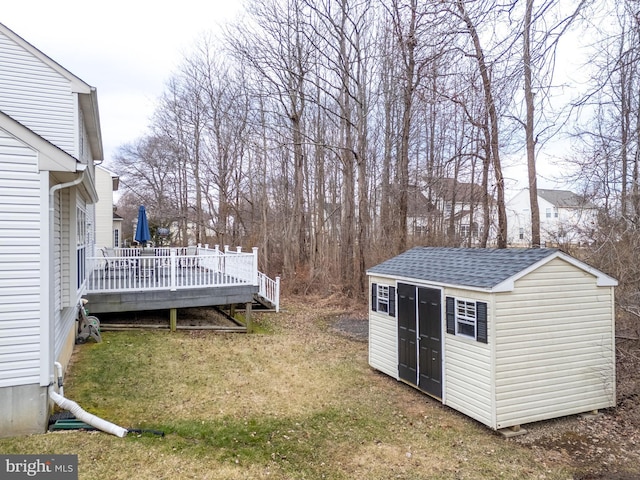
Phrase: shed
[{"left": 367, "top": 247, "right": 617, "bottom": 431}]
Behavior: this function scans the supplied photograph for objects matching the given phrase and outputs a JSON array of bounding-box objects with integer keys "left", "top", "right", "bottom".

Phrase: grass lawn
[{"left": 0, "top": 298, "right": 574, "bottom": 479}]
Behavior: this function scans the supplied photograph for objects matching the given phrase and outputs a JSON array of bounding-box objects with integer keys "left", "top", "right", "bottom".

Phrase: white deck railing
[{"left": 86, "top": 245, "right": 280, "bottom": 310}]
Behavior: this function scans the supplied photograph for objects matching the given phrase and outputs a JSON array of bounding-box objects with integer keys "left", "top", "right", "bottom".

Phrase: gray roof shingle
[{"left": 367, "top": 247, "right": 558, "bottom": 289}]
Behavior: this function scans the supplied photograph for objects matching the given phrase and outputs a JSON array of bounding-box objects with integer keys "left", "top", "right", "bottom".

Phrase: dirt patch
[{"left": 98, "top": 307, "right": 238, "bottom": 328}]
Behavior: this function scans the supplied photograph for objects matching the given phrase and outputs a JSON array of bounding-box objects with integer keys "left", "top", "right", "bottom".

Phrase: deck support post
[
  {"left": 169, "top": 308, "right": 177, "bottom": 332},
  {"left": 245, "top": 301, "right": 252, "bottom": 333}
]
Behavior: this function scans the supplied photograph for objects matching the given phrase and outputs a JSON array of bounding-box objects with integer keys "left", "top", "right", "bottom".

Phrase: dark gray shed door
[
  {"left": 418, "top": 287, "right": 442, "bottom": 398},
  {"left": 398, "top": 283, "right": 418, "bottom": 385},
  {"left": 397, "top": 283, "right": 442, "bottom": 399}
]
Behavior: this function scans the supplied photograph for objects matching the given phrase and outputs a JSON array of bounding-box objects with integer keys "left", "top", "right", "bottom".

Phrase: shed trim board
[{"left": 367, "top": 247, "right": 617, "bottom": 431}]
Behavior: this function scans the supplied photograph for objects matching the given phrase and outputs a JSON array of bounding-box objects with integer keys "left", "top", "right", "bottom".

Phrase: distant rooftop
[{"left": 537, "top": 189, "right": 595, "bottom": 208}]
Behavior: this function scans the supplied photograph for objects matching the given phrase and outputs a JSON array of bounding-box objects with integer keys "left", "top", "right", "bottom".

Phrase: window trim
[
  {"left": 377, "top": 284, "right": 390, "bottom": 314},
  {"left": 455, "top": 298, "right": 477, "bottom": 339},
  {"left": 446, "top": 296, "right": 488, "bottom": 344},
  {"left": 371, "top": 282, "right": 396, "bottom": 317}
]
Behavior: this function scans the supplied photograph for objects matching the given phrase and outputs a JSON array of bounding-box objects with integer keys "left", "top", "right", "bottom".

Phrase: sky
[
  {"left": 3, "top": 1, "right": 584, "bottom": 194},
  {"left": 2, "top": 0, "right": 242, "bottom": 167}
]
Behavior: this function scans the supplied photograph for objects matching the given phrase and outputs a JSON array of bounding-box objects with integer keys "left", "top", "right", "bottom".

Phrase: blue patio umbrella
[{"left": 135, "top": 205, "right": 151, "bottom": 245}]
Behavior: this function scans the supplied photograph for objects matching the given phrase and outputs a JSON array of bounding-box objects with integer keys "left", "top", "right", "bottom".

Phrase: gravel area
[{"left": 331, "top": 315, "right": 368, "bottom": 341}]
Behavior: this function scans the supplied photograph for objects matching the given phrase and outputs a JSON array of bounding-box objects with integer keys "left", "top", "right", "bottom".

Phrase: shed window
[
  {"left": 378, "top": 285, "right": 389, "bottom": 313},
  {"left": 371, "top": 283, "right": 396, "bottom": 317},
  {"left": 446, "top": 296, "right": 488, "bottom": 343},
  {"left": 456, "top": 300, "right": 476, "bottom": 337}
]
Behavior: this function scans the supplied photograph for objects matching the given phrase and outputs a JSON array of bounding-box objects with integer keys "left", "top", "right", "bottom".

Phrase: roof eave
[
  {"left": 79, "top": 88, "right": 104, "bottom": 161},
  {"left": 0, "top": 110, "right": 77, "bottom": 172}
]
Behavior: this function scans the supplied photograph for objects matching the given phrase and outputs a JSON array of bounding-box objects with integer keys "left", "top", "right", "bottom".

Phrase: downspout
[
  {"left": 47, "top": 165, "right": 87, "bottom": 386},
  {"left": 46, "top": 166, "right": 127, "bottom": 438},
  {"left": 49, "top": 365, "right": 127, "bottom": 438}
]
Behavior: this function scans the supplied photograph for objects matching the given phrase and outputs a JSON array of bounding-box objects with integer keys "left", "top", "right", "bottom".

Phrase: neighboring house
[
  {"left": 367, "top": 247, "right": 617, "bottom": 432},
  {"left": 506, "top": 188, "right": 598, "bottom": 247},
  {"left": 95, "top": 165, "right": 119, "bottom": 250},
  {"left": 408, "top": 178, "right": 491, "bottom": 244},
  {"left": 113, "top": 211, "right": 123, "bottom": 247},
  {"left": 0, "top": 23, "right": 102, "bottom": 437},
  {"left": 406, "top": 185, "right": 433, "bottom": 236}
]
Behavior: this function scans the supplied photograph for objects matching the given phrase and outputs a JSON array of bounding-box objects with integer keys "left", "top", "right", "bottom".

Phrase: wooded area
[{"left": 111, "top": 0, "right": 640, "bottom": 304}]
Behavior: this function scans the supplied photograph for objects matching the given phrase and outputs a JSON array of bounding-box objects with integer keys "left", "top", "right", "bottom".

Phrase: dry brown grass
[{"left": 0, "top": 297, "right": 579, "bottom": 479}]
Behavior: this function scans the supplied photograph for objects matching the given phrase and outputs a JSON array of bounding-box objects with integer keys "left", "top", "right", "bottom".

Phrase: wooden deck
[{"left": 84, "top": 246, "right": 279, "bottom": 314}]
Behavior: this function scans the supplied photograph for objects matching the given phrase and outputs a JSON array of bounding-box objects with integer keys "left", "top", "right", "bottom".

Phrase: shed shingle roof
[{"left": 367, "top": 247, "right": 559, "bottom": 289}]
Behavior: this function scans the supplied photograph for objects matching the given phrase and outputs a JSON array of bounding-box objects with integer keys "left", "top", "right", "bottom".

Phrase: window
[
  {"left": 546, "top": 208, "right": 552, "bottom": 218},
  {"left": 459, "top": 223, "right": 479, "bottom": 239},
  {"left": 446, "top": 296, "right": 487, "bottom": 343},
  {"left": 114, "top": 228, "right": 120, "bottom": 247},
  {"left": 456, "top": 299, "right": 476, "bottom": 337},
  {"left": 371, "top": 283, "right": 396, "bottom": 317},
  {"left": 377, "top": 285, "right": 390, "bottom": 313},
  {"left": 519, "top": 227, "right": 524, "bottom": 240},
  {"left": 76, "top": 207, "right": 87, "bottom": 289}
]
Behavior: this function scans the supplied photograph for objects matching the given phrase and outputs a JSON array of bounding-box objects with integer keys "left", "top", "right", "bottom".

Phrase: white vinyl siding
[
  {"left": 0, "top": 31, "right": 76, "bottom": 156},
  {"left": 369, "top": 311, "right": 398, "bottom": 379},
  {"left": 368, "top": 277, "right": 398, "bottom": 378},
  {"left": 444, "top": 287, "right": 493, "bottom": 428},
  {"left": 95, "top": 167, "right": 114, "bottom": 249},
  {"left": 0, "top": 129, "right": 41, "bottom": 387},
  {"left": 494, "top": 257, "right": 616, "bottom": 429}
]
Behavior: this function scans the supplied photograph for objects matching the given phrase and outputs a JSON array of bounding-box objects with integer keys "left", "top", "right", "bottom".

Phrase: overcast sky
[
  {"left": 3, "top": 1, "right": 242, "bottom": 166},
  {"left": 3, "top": 1, "right": 585, "bottom": 192}
]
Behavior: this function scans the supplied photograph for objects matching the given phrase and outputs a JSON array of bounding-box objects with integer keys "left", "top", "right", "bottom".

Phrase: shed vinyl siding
[
  {"left": 494, "top": 257, "right": 616, "bottom": 429},
  {"left": 369, "top": 311, "right": 398, "bottom": 378},
  {"left": 0, "top": 129, "right": 41, "bottom": 387},
  {"left": 443, "top": 288, "right": 493, "bottom": 428},
  {"left": 0, "top": 31, "right": 76, "bottom": 157},
  {"left": 368, "top": 277, "right": 398, "bottom": 378}
]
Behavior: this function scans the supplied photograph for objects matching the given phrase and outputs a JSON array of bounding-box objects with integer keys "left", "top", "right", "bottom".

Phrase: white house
[
  {"left": 506, "top": 188, "right": 598, "bottom": 247},
  {"left": 94, "top": 165, "right": 119, "bottom": 250},
  {"left": 0, "top": 22, "right": 102, "bottom": 437},
  {"left": 407, "top": 178, "right": 493, "bottom": 245},
  {"left": 368, "top": 247, "right": 617, "bottom": 432}
]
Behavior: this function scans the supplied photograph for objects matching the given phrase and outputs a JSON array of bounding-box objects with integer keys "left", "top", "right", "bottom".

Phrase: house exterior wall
[
  {"left": 493, "top": 257, "right": 616, "bottom": 429},
  {"left": 442, "top": 287, "right": 494, "bottom": 428},
  {"left": 368, "top": 275, "right": 398, "bottom": 379},
  {"left": 506, "top": 189, "right": 597, "bottom": 247},
  {"left": 0, "top": 23, "right": 102, "bottom": 438},
  {"left": 0, "top": 129, "right": 42, "bottom": 389},
  {"left": 95, "top": 166, "right": 114, "bottom": 249},
  {"left": 0, "top": 31, "right": 76, "bottom": 157},
  {"left": 0, "top": 129, "right": 48, "bottom": 436},
  {"left": 505, "top": 189, "right": 533, "bottom": 246}
]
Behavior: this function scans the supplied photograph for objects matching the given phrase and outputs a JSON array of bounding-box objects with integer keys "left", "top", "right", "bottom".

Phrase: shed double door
[{"left": 397, "top": 283, "right": 442, "bottom": 399}]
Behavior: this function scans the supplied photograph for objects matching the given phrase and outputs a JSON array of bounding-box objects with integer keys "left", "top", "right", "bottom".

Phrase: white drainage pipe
[
  {"left": 49, "top": 389, "right": 128, "bottom": 438},
  {"left": 54, "top": 361, "right": 64, "bottom": 397}
]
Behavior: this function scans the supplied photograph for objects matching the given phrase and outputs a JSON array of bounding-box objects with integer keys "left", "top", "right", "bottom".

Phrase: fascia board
[
  {"left": 367, "top": 271, "right": 494, "bottom": 294},
  {"left": 556, "top": 252, "right": 619, "bottom": 287}
]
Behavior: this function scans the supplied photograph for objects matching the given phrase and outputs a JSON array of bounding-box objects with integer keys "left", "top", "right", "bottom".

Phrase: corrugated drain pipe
[{"left": 50, "top": 362, "right": 127, "bottom": 438}]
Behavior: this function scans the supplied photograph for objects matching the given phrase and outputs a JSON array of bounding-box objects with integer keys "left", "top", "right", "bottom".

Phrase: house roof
[
  {"left": 537, "top": 189, "right": 594, "bottom": 208},
  {"left": 367, "top": 247, "right": 617, "bottom": 292},
  {"left": 430, "top": 178, "right": 486, "bottom": 204},
  {"left": 407, "top": 185, "right": 435, "bottom": 216}
]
